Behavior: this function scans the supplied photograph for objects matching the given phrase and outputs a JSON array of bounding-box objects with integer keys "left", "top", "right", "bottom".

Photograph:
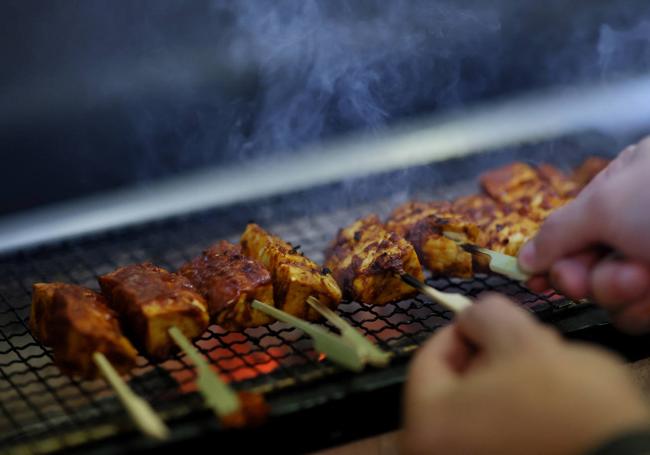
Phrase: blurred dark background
[{"left": 2, "top": 0, "right": 650, "bottom": 216}]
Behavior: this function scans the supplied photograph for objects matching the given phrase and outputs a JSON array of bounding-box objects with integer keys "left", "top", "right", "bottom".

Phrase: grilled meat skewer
[
  {"left": 30, "top": 283, "right": 138, "bottom": 378},
  {"left": 179, "top": 240, "right": 275, "bottom": 329},
  {"left": 99, "top": 263, "right": 209, "bottom": 359},
  {"left": 452, "top": 194, "right": 539, "bottom": 257},
  {"left": 30, "top": 283, "right": 170, "bottom": 439},
  {"left": 324, "top": 215, "right": 424, "bottom": 305},
  {"left": 241, "top": 223, "right": 342, "bottom": 320},
  {"left": 386, "top": 201, "right": 485, "bottom": 278},
  {"left": 479, "top": 162, "right": 570, "bottom": 222}
]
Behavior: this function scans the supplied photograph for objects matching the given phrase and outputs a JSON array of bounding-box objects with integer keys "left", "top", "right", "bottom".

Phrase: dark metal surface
[{"left": 1, "top": 133, "right": 648, "bottom": 454}]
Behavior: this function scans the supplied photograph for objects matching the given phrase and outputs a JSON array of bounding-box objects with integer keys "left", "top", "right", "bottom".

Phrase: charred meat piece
[
  {"left": 480, "top": 162, "right": 569, "bottom": 221},
  {"left": 179, "top": 241, "right": 274, "bottom": 329},
  {"left": 324, "top": 215, "right": 424, "bottom": 305},
  {"left": 481, "top": 212, "right": 540, "bottom": 256},
  {"left": 240, "top": 224, "right": 342, "bottom": 320},
  {"left": 99, "top": 263, "right": 209, "bottom": 359},
  {"left": 452, "top": 194, "right": 503, "bottom": 229},
  {"left": 386, "top": 201, "right": 485, "bottom": 278},
  {"left": 30, "top": 283, "right": 137, "bottom": 378},
  {"left": 572, "top": 156, "right": 610, "bottom": 189},
  {"left": 452, "top": 195, "right": 539, "bottom": 256},
  {"left": 536, "top": 163, "right": 581, "bottom": 198}
]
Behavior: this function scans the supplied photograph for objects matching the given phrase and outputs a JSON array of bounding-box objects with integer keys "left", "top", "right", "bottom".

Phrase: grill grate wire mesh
[{"left": 0, "top": 164, "right": 584, "bottom": 454}]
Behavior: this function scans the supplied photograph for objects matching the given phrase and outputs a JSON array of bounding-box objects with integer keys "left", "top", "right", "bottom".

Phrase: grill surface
[{"left": 0, "top": 134, "right": 630, "bottom": 454}]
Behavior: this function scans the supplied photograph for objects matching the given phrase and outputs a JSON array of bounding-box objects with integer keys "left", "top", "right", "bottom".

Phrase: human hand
[
  {"left": 519, "top": 137, "right": 650, "bottom": 334},
  {"left": 402, "top": 294, "right": 649, "bottom": 455}
]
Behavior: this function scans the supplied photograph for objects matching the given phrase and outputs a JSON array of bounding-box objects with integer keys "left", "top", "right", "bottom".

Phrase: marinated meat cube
[
  {"left": 99, "top": 263, "right": 209, "bottom": 359},
  {"left": 30, "top": 283, "right": 137, "bottom": 378},
  {"left": 453, "top": 195, "right": 539, "bottom": 256},
  {"left": 324, "top": 215, "right": 424, "bottom": 305},
  {"left": 480, "top": 162, "right": 569, "bottom": 221},
  {"left": 179, "top": 241, "right": 274, "bottom": 329},
  {"left": 386, "top": 201, "right": 485, "bottom": 278},
  {"left": 240, "top": 224, "right": 342, "bottom": 320}
]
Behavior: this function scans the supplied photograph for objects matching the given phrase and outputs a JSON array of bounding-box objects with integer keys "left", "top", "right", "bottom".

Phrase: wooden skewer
[
  {"left": 167, "top": 326, "right": 241, "bottom": 419},
  {"left": 251, "top": 300, "right": 365, "bottom": 372},
  {"left": 400, "top": 273, "right": 473, "bottom": 313},
  {"left": 462, "top": 244, "right": 530, "bottom": 282},
  {"left": 442, "top": 231, "right": 530, "bottom": 282},
  {"left": 92, "top": 352, "right": 170, "bottom": 440},
  {"left": 306, "top": 297, "right": 391, "bottom": 368}
]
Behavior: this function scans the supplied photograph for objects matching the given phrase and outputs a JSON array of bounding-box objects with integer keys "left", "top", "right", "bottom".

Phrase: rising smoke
[
  {"left": 126, "top": 0, "right": 504, "bottom": 174},
  {"left": 2, "top": 0, "right": 650, "bottom": 214},
  {"left": 598, "top": 20, "right": 650, "bottom": 79},
  {"left": 213, "top": 0, "right": 502, "bottom": 159}
]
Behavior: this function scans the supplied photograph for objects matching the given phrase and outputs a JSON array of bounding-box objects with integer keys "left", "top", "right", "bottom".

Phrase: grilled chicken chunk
[
  {"left": 451, "top": 194, "right": 502, "bottom": 230},
  {"left": 452, "top": 195, "right": 539, "bottom": 256},
  {"left": 240, "top": 224, "right": 342, "bottom": 320},
  {"left": 324, "top": 215, "right": 424, "bottom": 305},
  {"left": 480, "top": 162, "right": 569, "bottom": 221},
  {"left": 30, "top": 283, "right": 137, "bottom": 378},
  {"left": 536, "top": 163, "right": 581, "bottom": 198},
  {"left": 99, "top": 263, "right": 209, "bottom": 359},
  {"left": 481, "top": 212, "right": 540, "bottom": 256},
  {"left": 386, "top": 201, "right": 485, "bottom": 278},
  {"left": 179, "top": 241, "right": 274, "bottom": 329}
]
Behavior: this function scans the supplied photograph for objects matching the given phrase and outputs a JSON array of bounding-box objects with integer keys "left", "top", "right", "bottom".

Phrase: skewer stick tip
[
  {"left": 399, "top": 273, "right": 472, "bottom": 314},
  {"left": 92, "top": 352, "right": 170, "bottom": 440},
  {"left": 399, "top": 273, "right": 426, "bottom": 291}
]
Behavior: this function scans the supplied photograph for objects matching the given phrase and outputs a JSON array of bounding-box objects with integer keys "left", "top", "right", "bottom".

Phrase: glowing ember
[{"left": 169, "top": 338, "right": 285, "bottom": 393}]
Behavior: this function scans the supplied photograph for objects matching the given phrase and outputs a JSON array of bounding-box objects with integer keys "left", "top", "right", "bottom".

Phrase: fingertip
[
  {"left": 615, "top": 264, "right": 650, "bottom": 301},
  {"left": 518, "top": 241, "right": 537, "bottom": 273},
  {"left": 457, "top": 293, "right": 537, "bottom": 353},
  {"left": 469, "top": 292, "right": 519, "bottom": 318},
  {"left": 476, "top": 293, "right": 536, "bottom": 324},
  {"left": 549, "top": 258, "right": 590, "bottom": 300},
  {"left": 591, "top": 261, "right": 650, "bottom": 311},
  {"left": 407, "top": 326, "right": 459, "bottom": 398},
  {"left": 476, "top": 291, "right": 517, "bottom": 306},
  {"left": 413, "top": 325, "right": 455, "bottom": 361},
  {"left": 526, "top": 275, "right": 550, "bottom": 293}
]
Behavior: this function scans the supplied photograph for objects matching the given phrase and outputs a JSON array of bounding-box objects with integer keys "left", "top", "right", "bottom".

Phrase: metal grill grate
[{"left": 0, "top": 141, "right": 608, "bottom": 454}]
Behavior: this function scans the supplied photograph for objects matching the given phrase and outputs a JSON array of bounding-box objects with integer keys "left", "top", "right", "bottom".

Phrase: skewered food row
[
  {"left": 30, "top": 157, "right": 608, "bottom": 379},
  {"left": 25, "top": 155, "right": 610, "bottom": 439},
  {"left": 326, "top": 157, "right": 608, "bottom": 285},
  {"left": 32, "top": 265, "right": 211, "bottom": 378},
  {"left": 30, "top": 227, "right": 334, "bottom": 428},
  {"left": 30, "top": 225, "right": 345, "bottom": 378}
]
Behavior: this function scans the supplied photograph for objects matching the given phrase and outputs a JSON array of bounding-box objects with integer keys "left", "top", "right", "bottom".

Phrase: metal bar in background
[{"left": 1, "top": 75, "right": 650, "bottom": 254}]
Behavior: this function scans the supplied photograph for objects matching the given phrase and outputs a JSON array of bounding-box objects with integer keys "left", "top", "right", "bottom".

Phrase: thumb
[
  {"left": 518, "top": 193, "right": 604, "bottom": 274},
  {"left": 455, "top": 293, "right": 545, "bottom": 356},
  {"left": 406, "top": 325, "right": 472, "bottom": 402}
]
